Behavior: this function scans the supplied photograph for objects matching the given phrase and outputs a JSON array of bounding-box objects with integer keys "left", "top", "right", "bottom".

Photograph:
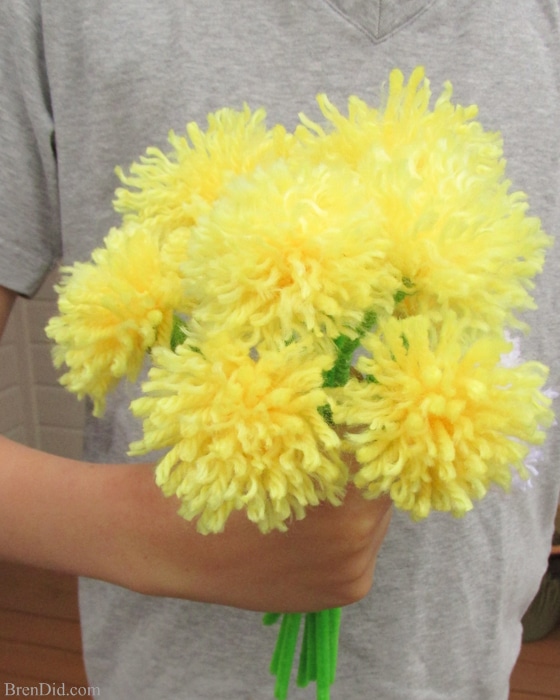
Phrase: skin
[{"left": 0, "top": 283, "right": 392, "bottom": 613}]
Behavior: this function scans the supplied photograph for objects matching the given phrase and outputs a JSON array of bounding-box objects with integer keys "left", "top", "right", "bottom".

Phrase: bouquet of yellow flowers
[{"left": 46, "top": 67, "right": 554, "bottom": 699}]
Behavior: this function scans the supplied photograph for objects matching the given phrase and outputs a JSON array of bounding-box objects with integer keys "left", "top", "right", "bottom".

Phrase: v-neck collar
[{"left": 323, "top": 0, "right": 435, "bottom": 42}]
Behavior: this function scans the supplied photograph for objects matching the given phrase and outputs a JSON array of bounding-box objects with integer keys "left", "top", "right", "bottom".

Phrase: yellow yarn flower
[
  {"left": 331, "top": 315, "right": 553, "bottom": 520},
  {"left": 129, "top": 336, "right": 346, "bottom": 533},
  {"left": 185, "top": 158, "right": 400, "bottom": 346},
  {"left": 46, "top": 224, "right": 186, "bottom": 416},
  {"left": 114, "top": 104, "right": 293, "bottom": 234},
  {"left": 297, "top": 67, "right": 551, "bottom": 332}
]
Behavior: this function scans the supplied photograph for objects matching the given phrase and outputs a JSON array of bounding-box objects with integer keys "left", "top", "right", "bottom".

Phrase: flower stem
[
  {"left": 265, "top": 608, "right": 342, "bottom": 699},
  {"left": 267, "top": 612, "right": 302, "bottom": 700}
]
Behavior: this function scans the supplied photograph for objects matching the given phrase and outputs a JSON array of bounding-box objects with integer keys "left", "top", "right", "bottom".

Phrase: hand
[
  {"left": 108, "top": 463, "right": 392, "bottom": 613},
  {"left": 0, "top": 436, "right": 391, "bottom": 613}
]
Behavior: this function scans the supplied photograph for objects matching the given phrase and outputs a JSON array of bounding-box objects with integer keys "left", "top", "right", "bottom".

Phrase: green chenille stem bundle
[
  {"left": 263, "top": 609, "right": 342, "bottom": 700},
  {"left": 263, "top": 311, "right": 377, "bottom": 700}
]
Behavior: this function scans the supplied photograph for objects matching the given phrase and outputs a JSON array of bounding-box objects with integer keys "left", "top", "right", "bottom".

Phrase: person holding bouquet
[{"left": 1, "top": 2, "right": 559, "bottom": 699}]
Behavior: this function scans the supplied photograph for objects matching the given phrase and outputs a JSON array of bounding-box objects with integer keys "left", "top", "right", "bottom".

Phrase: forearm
[
  {"left": 0, "top": 435, "right": 143, "bottom": 577},
  {"left": 0, "top": 435, "right": 196, "bottom": 594}
]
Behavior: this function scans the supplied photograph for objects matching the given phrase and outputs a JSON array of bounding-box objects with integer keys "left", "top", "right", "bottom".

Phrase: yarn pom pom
[
  {"left": 332, "top": 315, "right": 553, "bottom": 519},
  {"left": 45, "top": 225, "right": 186, "bottom": 416},
  {"left": 129, "top": 337, "right": 346, "bottom": 533}
]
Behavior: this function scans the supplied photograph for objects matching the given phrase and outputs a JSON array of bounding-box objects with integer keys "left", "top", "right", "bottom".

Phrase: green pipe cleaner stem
[
  {"left": 263, "top": 612, "right": 282, "bottom": 626},
  {"left": 328, "top": 607, "right": 342, "bottom": 683},
  {"left": 316, "top": 610, "right": 335, "bottom": 699},
  {"left": 265, "top": 609, "right": 341, "bottom": 700},
  {"left": 322, "top": 309, "right": 377, "bottom": 389},
  {"left": 297, "top": 612, "right": 316, "bottom": 687},
  {"left": 170, "top": 314, "right": 188, "bottom": 351},
  {"left": 269, "top": 613, "right": 302, "bottom": 700},
  {"left": 319, "top": 609, "right": 334, "bottom": 685}
]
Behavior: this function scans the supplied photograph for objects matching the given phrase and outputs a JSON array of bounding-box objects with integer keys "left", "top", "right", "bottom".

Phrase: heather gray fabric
[{"left": 1, "top": 1, "right": 560, "bottom": 698}]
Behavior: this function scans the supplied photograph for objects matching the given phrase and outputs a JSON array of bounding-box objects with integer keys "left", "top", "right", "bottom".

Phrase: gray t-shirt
[{"left": 1, "top": 1, "right": 559, "bottom": 698}]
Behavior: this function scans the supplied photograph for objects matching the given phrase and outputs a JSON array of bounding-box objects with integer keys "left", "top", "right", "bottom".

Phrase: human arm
[
  {"left": 0, "top": 434, "right": 391, "bottom": 612},
  {"left": 0, "top": 285, "right": 391, "bottom": 612}
]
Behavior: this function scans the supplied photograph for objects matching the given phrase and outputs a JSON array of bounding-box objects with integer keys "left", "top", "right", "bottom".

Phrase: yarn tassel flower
[{"left": 46, "top": 67, "right": 554, "bottom": 699}]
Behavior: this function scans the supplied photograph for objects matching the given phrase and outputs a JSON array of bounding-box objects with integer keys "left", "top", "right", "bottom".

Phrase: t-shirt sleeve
[{"left": 0, "top": 0, "right": 62, "bottom": 297}]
